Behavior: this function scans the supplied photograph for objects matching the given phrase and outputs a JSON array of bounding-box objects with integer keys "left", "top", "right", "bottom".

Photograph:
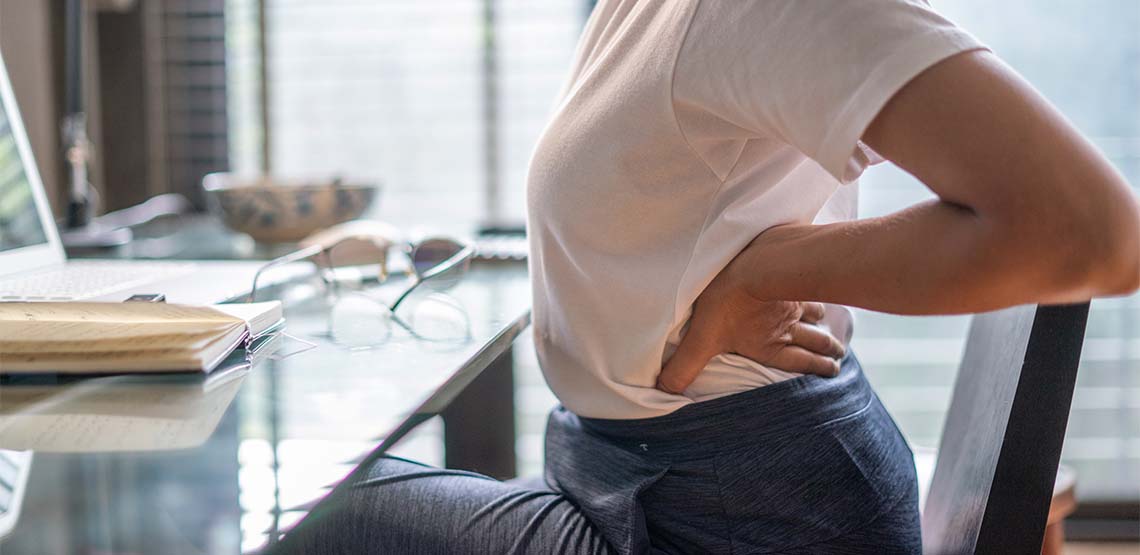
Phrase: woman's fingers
[
  {"left": 789, "top": 321, "right": 846, "bottom": 359},
  {"left": 656, "top": 301, "right": 845, "bottom": 394},
  {"left": 769, "top": 345, "right": 842, "bottom": 377},
  {"left": 798, "top": 301, "right": 827, "bottom": 324}
]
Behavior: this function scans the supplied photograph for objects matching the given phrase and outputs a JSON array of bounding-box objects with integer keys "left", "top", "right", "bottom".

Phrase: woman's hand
[{"left": 655, "top": 236, "right": 846, "bottom": 394}]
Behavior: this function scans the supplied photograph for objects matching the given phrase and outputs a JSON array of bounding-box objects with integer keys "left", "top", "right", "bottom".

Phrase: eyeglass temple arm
[
  {"left": 247, "top": 244, "right": 331, "bottom": 303},
  {"left": 388, "top": 244, "right": 476, "bottom": 311}
]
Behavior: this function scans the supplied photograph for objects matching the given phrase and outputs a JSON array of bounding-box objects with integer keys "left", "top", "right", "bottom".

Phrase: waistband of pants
[{"left": 575, "top": 353, "right": 875, "bottom": 460}]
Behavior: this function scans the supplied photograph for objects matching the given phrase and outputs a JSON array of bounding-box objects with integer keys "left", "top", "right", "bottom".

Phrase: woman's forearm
[{"left": 734, "top": 197, "right": 1137, "bottom": 315}]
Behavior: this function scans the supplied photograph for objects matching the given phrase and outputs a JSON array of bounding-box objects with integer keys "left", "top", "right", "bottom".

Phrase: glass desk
[{"left": 0, "top": 218, "right": 531, "bottom": 554}]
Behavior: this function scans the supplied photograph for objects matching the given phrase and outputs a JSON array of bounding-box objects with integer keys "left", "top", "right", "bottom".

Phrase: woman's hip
[{"left": 575, "top": 354, "right": 888, "bottom": 457}]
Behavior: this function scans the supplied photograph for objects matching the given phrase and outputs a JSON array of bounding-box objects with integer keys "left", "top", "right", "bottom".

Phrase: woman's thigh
[
  {"left": 270, "top": 456, "right": 615, "bottom": 555},
  {"left": 796, "top": 490, "right": 922, "bottom": 555}
]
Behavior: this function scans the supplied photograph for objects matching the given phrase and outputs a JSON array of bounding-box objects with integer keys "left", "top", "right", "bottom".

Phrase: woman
[{"left": 278, "top": 1, "right": 1140, "bottom": 553}]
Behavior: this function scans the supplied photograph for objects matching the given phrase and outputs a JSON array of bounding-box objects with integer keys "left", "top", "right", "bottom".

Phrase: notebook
[{"left": 0, "top": 301, "right": 283, "bottom": 374}]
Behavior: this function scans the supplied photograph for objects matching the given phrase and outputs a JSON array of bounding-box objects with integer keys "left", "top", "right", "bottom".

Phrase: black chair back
[{"left": 922, "top": 303, "right": 1090, "bottom": 554}]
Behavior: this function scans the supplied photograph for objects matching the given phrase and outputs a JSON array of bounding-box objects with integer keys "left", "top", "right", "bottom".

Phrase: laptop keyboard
[{"left": 0, "top": 261, "right": 196, "bottom": 301}]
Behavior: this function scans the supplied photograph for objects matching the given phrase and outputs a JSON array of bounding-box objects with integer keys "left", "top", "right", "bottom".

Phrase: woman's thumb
[{"left": 656, "top": 322, "right": 718, "bottom": 394}]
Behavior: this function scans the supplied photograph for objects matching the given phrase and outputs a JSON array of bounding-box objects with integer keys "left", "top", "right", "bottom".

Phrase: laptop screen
[{"left": 0, "top": 97, "right": 47, "bottom": 253}]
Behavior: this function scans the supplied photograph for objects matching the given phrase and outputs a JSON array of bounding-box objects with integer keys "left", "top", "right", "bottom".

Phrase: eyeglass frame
[{"left": 246, "top": 235, "right": 476, "bottom": 310}]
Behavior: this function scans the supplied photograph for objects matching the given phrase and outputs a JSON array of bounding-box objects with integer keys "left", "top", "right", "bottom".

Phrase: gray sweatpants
[{"left": 271, "top": 355, "right": 921, "bottom": 554}]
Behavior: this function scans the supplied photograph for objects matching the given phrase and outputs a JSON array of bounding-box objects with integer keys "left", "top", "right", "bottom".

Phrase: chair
[{"left": 921, "top": 303, "right": 1090, "bottom": 554}]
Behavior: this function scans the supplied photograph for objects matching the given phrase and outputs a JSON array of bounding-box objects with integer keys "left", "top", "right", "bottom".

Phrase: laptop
[{"left": 0, "top": 53, "right": 297, "bottom": 304}]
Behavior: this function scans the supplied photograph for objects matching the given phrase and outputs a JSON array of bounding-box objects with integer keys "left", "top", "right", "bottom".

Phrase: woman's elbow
[
  {"left": 1093, "top": 199, "right": 1140, "bottom": 296},
  {"left": 1053, "top": 192, "right": 1140, "bottom": 298}
]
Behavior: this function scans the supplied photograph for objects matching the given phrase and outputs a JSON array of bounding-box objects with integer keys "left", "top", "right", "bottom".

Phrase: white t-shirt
[{"left": 526, "top": 0, "right": 986, "bottom": 419}]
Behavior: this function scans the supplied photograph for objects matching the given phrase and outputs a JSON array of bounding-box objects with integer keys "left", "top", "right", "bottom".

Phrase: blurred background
[{"left": 0, "top": 0, "right": 1135, "bottom": 548}]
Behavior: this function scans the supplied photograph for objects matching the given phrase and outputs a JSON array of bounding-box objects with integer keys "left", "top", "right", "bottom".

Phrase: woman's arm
[
  {"left": 747, "top": 50, "right": 1139, "bottom": 312},
  {"left": 657, "top": 50, "right": 1140, "bottom": 393}
]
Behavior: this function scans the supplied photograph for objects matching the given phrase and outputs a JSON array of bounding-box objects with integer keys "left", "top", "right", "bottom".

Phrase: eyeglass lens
[{"left": 411, "top": 238, "right": 465, "bottom": 276}]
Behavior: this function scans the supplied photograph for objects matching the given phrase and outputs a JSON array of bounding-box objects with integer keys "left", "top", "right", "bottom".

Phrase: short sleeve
[{"left": 673, "top": 0, "right": 988, "bottom": 183}]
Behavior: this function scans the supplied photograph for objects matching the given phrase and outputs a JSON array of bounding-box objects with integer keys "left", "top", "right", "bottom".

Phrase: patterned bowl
[{"left": 203, "top": 173, "right": 379, "bottom": 243}]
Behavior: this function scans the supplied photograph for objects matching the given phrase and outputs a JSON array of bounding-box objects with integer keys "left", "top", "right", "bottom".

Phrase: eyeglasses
[
  {"left": 247, "top": 235, "right": 475, "bottom": 308},
  {"left": 247, "top": 234, "right": 476, "bottom": 349}
]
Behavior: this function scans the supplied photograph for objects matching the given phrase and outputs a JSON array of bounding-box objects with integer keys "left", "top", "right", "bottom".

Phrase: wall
[{"left": 0, "top": 0, "right": 61, "bottom": 214}]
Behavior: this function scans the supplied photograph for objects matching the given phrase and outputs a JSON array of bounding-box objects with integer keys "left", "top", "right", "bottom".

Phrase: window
[{"left": 227, "top": 0, "right": 582, "bottom": 233}]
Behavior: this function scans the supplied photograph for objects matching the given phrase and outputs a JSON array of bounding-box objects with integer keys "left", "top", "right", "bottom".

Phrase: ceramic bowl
[{"left": 203, "top": 173, "right": 379, "bottom": 243}]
